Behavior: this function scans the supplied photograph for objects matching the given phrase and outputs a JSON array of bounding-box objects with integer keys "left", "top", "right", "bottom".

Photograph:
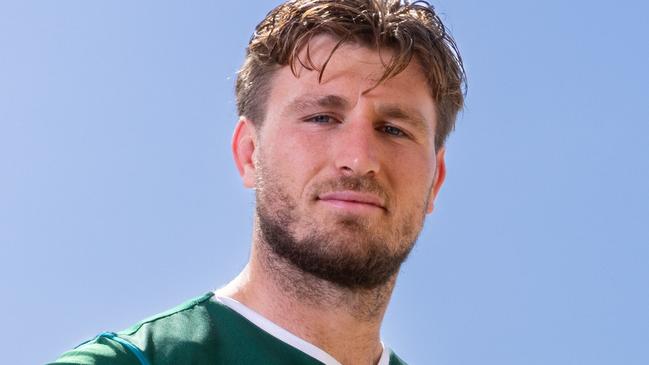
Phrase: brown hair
[{"left": 236, "top": 0, "right": 466, "bottom": 149}]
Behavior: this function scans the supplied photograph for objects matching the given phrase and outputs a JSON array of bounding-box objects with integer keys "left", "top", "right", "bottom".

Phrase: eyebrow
[
  {"left": 284, "top": 94, "right": 431, "bottom": 134},
  {"left": 285, "top": 94, "right": 350, "bottom": 115},
  {"left": 376, "top": 104, "right": 431, "bottom": 134}
]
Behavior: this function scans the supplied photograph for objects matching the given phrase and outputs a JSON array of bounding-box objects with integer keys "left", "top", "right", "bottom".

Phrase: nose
[{"left": 332, "top": 119, "right": 380, "bottom": 176}]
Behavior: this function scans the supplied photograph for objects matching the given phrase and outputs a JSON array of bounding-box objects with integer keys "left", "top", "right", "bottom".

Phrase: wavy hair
[{"left": 236, "top": 0, "right": 466, "bottom": 149}]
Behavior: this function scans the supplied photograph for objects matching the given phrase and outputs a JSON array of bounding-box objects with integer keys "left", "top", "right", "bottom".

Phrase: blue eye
[
  {"left": 382, "top": 125, "right": 406, "bottom": 137},
  {"left": 308, "top": 115, "right": 333, "bottom": 124}
]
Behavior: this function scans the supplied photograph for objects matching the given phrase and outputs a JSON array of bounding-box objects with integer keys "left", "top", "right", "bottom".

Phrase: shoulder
[
  {"left": 389, "top": 349, "right": 409, "bottom": 365},
  {"left": 120, "top": 292, "right": 218, "bottom": 363},
  {"left": 47, "top": 333, "right": 141, "bottom": 365},
  {"left": 49, "top": 293, "right": 218, "bottom": 365}
]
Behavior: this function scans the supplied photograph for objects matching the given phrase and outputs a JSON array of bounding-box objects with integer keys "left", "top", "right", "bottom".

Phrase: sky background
[{"left": 1, "top": 1, "right": 648, "bottom": 364}]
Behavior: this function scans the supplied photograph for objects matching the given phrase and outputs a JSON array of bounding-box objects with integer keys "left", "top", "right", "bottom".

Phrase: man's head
[
  {"left": 233, "top": 0, "right": 465, "bottom": 291},
  {"left": 236, "top": 0, "right": 465, "bottom": 150}
]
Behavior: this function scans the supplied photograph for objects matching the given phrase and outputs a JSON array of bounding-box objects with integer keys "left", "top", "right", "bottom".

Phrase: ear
[
  {"left": 232, "top": 117, "right": 257, "bottom": 188},
  {"left": 426, "top": 147, "right": 447, "bottom": 214}
]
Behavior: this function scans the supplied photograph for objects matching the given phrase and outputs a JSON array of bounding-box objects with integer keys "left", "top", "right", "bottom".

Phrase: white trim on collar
[{"left": 214, "top": 295, "right": 391, "bottom": 365}]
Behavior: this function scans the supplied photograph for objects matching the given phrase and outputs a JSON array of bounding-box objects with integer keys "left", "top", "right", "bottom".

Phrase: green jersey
[{"left": 49, "top": 292, "right": 408, "bottom": 365}]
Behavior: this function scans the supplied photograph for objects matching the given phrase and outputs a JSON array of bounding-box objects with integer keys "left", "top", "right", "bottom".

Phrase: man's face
[{"left": 234, "top": 36, "right": 446, "bottom": 289}]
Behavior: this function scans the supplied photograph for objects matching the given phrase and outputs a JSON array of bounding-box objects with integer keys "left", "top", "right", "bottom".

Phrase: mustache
[{"left": 311, "top": 176, "right": 390, "bottom": 207}]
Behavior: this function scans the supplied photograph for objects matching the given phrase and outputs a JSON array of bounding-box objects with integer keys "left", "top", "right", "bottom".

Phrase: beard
[{"left": 255, "top": 160, "right": 428, "bottom": 290}]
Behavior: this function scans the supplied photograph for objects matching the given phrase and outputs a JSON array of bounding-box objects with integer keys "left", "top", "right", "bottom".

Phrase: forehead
[
  {"left": 264, "top": 35, "right": 436, "bottom": 126},
  {"left": 291, "top": 35, "right": 429, "bottom": 90}
]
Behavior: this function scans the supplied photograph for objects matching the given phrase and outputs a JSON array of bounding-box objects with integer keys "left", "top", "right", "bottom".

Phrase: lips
[{"left": 317, "top": 191, "right": 386, "bottom": 210}]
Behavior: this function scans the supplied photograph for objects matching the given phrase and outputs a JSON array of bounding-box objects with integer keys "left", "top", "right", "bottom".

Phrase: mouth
[{"left": 317, "top": 191, "right": 387, "bottom": 213}]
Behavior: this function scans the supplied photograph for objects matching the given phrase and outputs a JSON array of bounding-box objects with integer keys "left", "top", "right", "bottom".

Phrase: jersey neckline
[{"left": 213, "top": 294, "right": 391, "bottom": 365}]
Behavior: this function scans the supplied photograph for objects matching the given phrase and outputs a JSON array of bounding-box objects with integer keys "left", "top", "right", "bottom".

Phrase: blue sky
[{"left": 1, "top": 1, "right": 648, "bottom": 364}]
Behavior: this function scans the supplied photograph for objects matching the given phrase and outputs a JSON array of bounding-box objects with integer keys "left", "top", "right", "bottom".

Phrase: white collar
[{"left": 214, "top": 295, "right": 391, "bottom": 365}]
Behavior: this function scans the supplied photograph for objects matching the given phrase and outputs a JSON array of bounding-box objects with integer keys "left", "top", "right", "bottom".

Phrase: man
[{"left": 51, "top": 0, "right": 464, "bottom": 364}]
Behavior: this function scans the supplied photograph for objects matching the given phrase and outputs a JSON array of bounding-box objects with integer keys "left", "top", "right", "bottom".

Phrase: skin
[{"left": 219, "top": 35, "right": 446, "bottom": 365}]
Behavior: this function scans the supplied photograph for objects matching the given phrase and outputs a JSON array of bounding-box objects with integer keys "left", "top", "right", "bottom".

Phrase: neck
[{"left": 216, "top": 236, "right": 397, "bottom": 365}]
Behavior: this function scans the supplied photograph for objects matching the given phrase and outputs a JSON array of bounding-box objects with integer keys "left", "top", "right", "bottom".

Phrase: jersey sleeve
[{"left": 47, "top": 334, "right": 141, "bottom": 365}]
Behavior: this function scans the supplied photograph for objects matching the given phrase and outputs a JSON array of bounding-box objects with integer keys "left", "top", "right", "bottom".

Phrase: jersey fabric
[{"left": 49, "top": 292, "right": 408, "bottom": 365}]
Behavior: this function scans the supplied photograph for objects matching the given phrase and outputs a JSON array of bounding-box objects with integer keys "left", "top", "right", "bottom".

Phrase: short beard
[{"left": 255, "top": 173, "right": 424, "bottom": 290}]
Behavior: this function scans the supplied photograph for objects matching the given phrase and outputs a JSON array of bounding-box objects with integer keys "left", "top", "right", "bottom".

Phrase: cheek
[
  {"left": 266, "top": 132, "right": 328, "bottom": 193},
  {"left": 388, "top": 151, "right": 436, "bottom": 199}
]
